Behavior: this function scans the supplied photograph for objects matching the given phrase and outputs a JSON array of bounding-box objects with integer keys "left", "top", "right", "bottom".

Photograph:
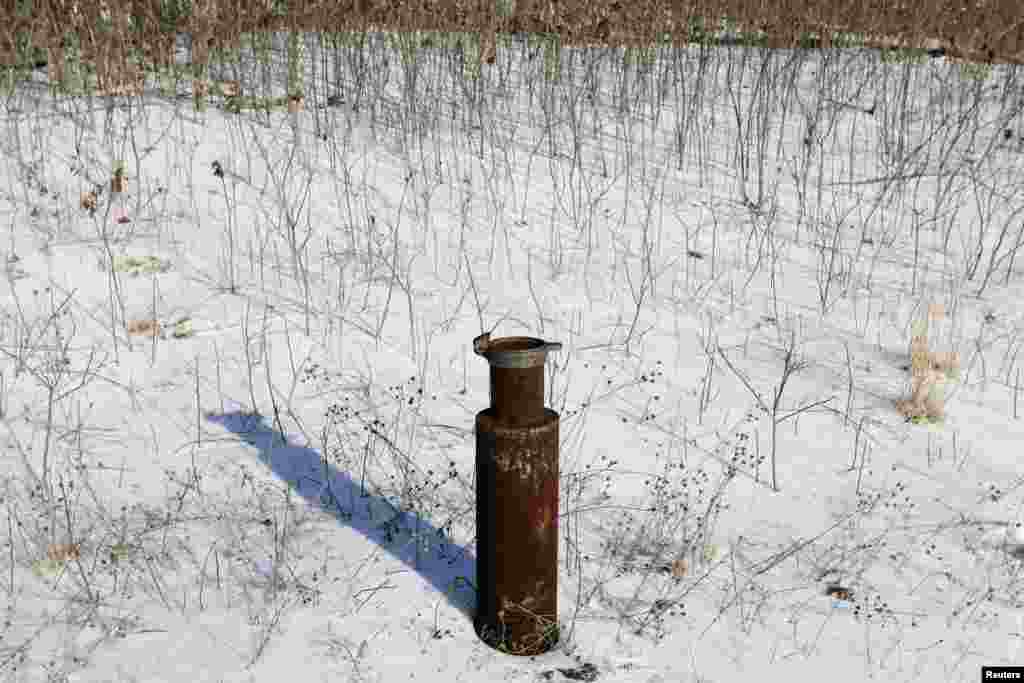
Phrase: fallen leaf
[
  {"left": 32, "top": 558, "right": 64, "bottom": 579},
  {"left": 702, "top": 544, "right": 720, "bottom": 563},
  {"left": 825, "top": 584, "right": 852, "bottom": 601},
  {"left": 172, "top": 318, "right": 194, "bottom": 338},
  {"left": 47, "top": 543, "right": 80, "bottom": 562},
  {"left": 109, "top": 543, "right": 132, "bottom": 562},
  {"left": 127, "top": 319, "right": 161, "bottom": 336},
  {"left": 113, "top": 255, "right": 171, "bottom": 276}
]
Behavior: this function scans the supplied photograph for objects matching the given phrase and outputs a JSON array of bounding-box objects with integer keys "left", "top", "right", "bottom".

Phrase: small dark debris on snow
[
  {"left": 548, "top": 663, "right": 598, "bottom": 683},
  {"left": 825, "top": 584, "right": 853, "bottom": 601},
  {"left": 211, "top": 160, "right": 224, "bottom": 179},
  {"left": 686, "top": 249, "right": 705, "bottom": 260}
]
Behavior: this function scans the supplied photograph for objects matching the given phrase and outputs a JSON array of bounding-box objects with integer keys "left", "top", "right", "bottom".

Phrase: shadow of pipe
[{"left": 205, "top": 408, "right": 477, "bottom": 620}]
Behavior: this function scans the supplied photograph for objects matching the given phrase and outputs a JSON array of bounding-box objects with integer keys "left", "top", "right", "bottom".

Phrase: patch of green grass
[
  {"left": 908, "top": 414, "right": 944, "bottom": 427},
  {"left": 157, "top": 0, "right": 193, "bottom": 34},
  {"left": 683, "top": 17, "right": 872, "bottom": 50},
  {"left": 529, "top": 33, "right": 560, "bottom": 83},
  {"left": 495, "top": 0, "right": 515, "bottom": 19},
  {"left": 792, "top": 30, "right": 868, "bottom": 50},
  {"left": 451, "top": 32, "right": 483, "bottom": 81},
  {"left": 286, "top": 32, "right": 304, "bottom": 96},
  {"left": 223, "top": 95, "right": 293, "bottom": 114},
  {"left": 388, "top": 31, "right": 425, "bottom": 69},
  {"left": 623, "top": 43, "right": 661, "bottom": 68},
  {"left": 881, "top": 46, "right": 928, "bottom": 64},
  {"left": 958, "top": 61, "right": 992, "bottom": 82},
  {"left": 716, "top": 17, "right": 768, "bottom": 48},
  {"left": 113, "top": 255, "right": 171, "bottom": 276},
  {"left": 831, "top": 31, "right": 867, "bottom": 49},
  {"left": 248, "top": 31, "right": 274, "bottom": 65},
  {"left": 321, "top": 30, "right": 368, "bottom": 50},
  {"left": 0, "top": 28, "right": 47, "bottom": 96}
]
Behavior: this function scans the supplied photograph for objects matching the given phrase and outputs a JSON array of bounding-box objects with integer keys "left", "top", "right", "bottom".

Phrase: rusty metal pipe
[{"left": 473, "top": 332, "right": 562, "bottom": 655}]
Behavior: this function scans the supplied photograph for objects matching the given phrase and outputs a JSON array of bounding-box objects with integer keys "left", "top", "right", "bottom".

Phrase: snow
[{"left": 1, "top": 30, "right": 1023, "bottom": 682}]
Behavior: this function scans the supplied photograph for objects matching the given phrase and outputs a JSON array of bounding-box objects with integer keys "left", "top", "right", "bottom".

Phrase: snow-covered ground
[{"left": 1, "top": 30, "right": 1023, "bottom": 682}]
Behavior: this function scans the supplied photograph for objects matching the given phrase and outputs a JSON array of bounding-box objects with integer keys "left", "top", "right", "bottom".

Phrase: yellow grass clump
[{"left": 895, "top": 303, "right": 960, "bottom": 424}]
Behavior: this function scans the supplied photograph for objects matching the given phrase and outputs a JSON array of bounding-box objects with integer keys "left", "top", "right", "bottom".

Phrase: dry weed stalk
[
  {"left": 96, "top": 69, "right": 145, "bottom": 97},
  {"left": 896, "top": 303, "right": 960, "bottom": 423}
]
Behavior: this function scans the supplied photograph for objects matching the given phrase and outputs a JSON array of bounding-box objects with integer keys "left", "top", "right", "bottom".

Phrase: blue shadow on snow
[{"left": 205, "top": 409, "right": 477, "bottom": 619}]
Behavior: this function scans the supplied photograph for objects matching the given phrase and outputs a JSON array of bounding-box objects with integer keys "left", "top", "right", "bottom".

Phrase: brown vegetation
[{"left": 0, "top": 0, "right": 1019, "bottom": 93}]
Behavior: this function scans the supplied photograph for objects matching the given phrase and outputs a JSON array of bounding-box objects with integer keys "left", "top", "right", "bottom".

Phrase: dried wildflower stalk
[{"left": 896, "top": 303, "right": 960, "bottom": 422}]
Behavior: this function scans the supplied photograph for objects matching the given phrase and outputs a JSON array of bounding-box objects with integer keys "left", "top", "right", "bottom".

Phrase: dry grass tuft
[{"left": 895, "top": 303, "right": 960, "bottom": 423}]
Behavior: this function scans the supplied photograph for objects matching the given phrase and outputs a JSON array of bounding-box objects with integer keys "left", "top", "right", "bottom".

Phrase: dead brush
[{"left": 895, "top": 303, "right": 960, "bottom": 423}]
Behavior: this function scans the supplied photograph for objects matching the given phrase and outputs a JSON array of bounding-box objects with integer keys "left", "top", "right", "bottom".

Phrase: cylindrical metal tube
[
  {"left": 489, "top": 364, "right": 545, "bottom": 424},
  {"left": 473, "top": 333, "right": 562, "bottom": 655}
]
